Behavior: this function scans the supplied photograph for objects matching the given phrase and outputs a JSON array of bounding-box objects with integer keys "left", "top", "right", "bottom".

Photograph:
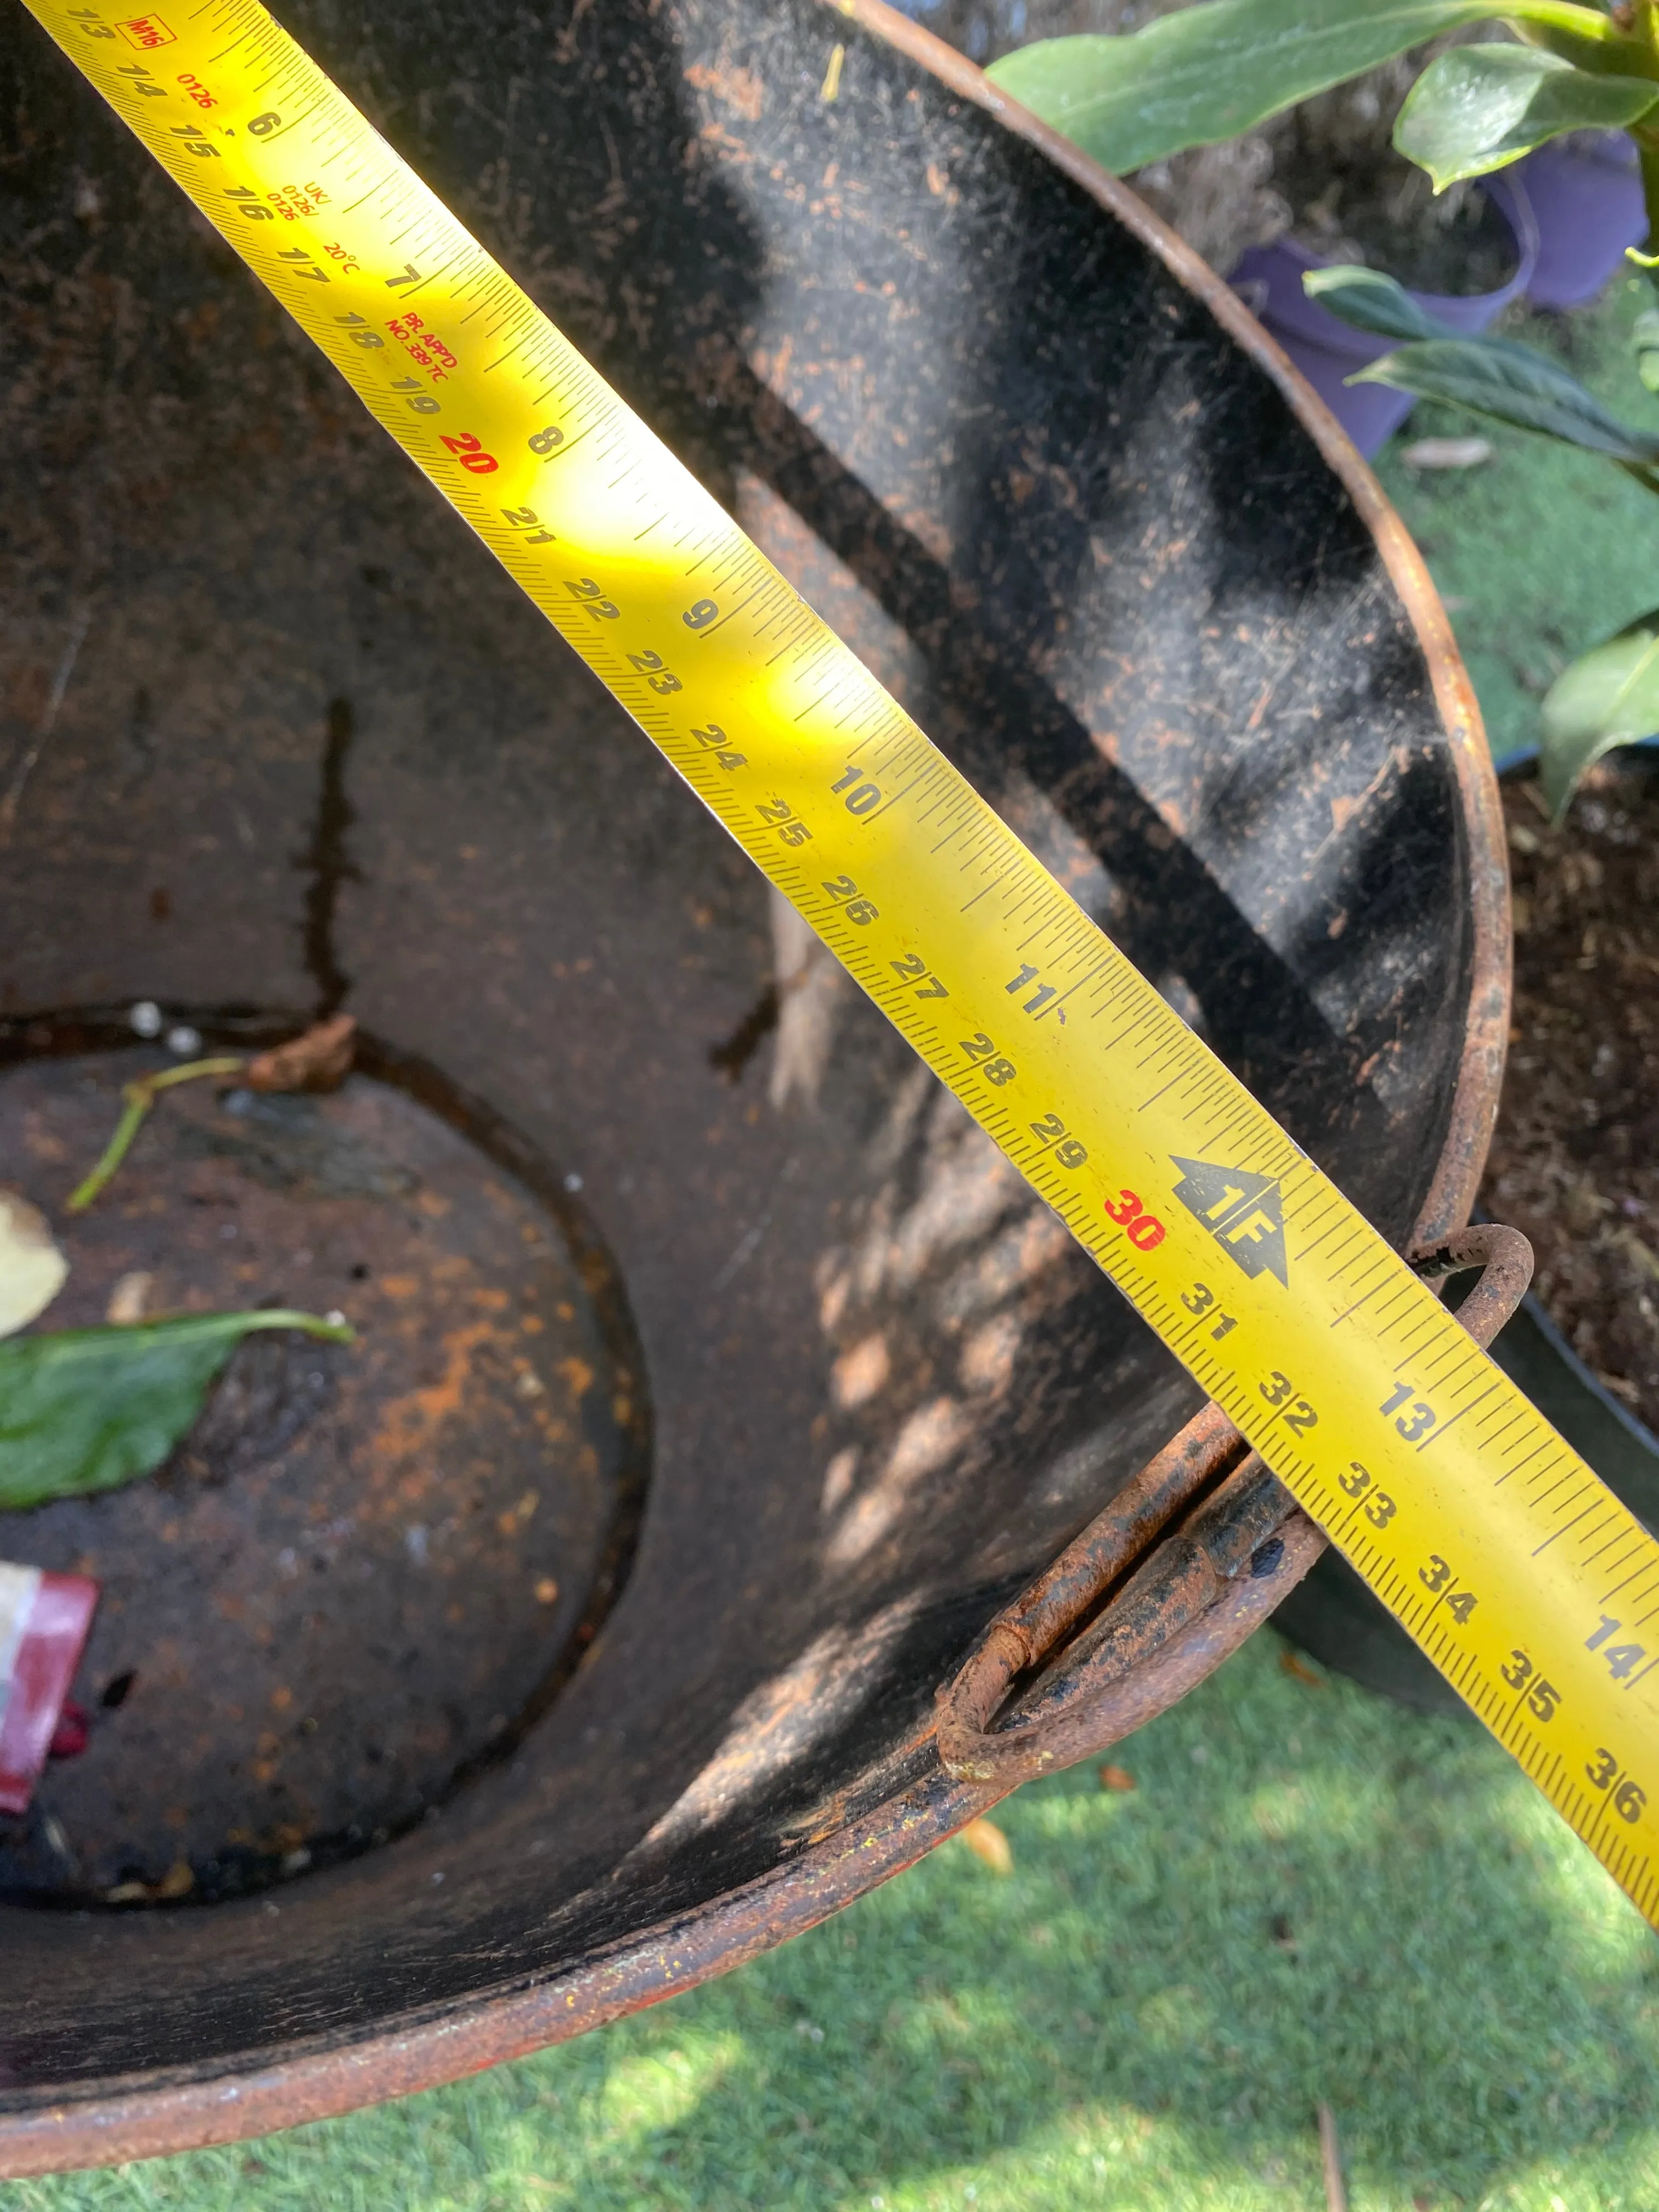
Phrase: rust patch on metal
[{"left": 682, "top": 60, "right": 765, "bottom": 120}]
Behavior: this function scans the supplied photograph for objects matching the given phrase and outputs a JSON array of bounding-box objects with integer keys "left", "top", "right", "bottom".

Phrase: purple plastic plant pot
[
  {"left": 1516, "top": 131, "right": 1646, "bottom": 313},
  {"left": 1230, "top": 171, "right": 1539, "bottom": 459}
]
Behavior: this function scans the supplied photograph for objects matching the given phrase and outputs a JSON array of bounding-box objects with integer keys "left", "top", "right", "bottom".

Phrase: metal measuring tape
[{"left": 26, "top": 0, "right": 1659, "bottom": 1928}]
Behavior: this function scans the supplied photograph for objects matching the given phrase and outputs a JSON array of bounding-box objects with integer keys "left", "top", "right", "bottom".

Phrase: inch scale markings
[{"left": 30, "top": 0, "right": 1659, "bottom": 1926}]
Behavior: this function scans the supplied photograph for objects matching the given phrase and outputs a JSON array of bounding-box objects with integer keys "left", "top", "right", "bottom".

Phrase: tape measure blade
[{"left": 26, "top": 0, "right": 1659, "bottom": 1928}]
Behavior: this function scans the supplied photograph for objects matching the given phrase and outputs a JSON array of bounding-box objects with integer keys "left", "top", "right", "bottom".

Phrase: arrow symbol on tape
[{"left": 1170, "top": 1156, "right": 1288, "bottom": 1286}]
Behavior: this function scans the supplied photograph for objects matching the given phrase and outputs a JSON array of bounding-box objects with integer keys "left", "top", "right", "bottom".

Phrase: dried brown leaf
[
  {"left": 957, "top": 1814, "right": 1013, "bottom": 1875},
  {"left": 245, "top": 1013, "right": 357, "bottom": 1094},
  {"left": 105, "top": 1271, "right": 153, "bottom": 1326}
]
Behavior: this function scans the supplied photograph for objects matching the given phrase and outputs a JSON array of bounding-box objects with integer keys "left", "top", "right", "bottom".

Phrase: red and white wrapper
[{"left": 0, "top": 1562, "right": 98, "bottom": 1815}]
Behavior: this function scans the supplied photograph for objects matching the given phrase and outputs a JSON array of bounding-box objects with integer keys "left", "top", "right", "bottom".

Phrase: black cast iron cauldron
[{"left": 0, "top": 0, "right": 1505, "bottom": 2170}]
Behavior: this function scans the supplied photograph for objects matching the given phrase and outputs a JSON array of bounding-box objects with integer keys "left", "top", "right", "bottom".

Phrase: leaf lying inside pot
[
  {"left": 67, "top": 1058, "right": 245, "bottom": 1215},
  {"left": 1395, "top": 47, "right": 1659, "bottom": 193},
  {"left": 1540, "top": 611, "right": 1659, "bottom": 820},
  {"left": 0, "top": 1194, "right": 68, "bottom": 1343},
  {"left": 245, "top": 1012, "right": 357, "bottom": 1096},
  {"left": 0, "top": 1310, "right": 353, "bottom": 1512},
  {"left": 68, "top": 1018, "right": 358, "bottom": 1214}
]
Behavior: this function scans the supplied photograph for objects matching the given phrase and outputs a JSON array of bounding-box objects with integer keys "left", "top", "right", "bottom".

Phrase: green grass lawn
[
  {"left": 9, "top": 1634, "right": 1658, "bottom": 2212},
  {"left": 13, "top": 273, "right": 1659, "bottom": 2212}
]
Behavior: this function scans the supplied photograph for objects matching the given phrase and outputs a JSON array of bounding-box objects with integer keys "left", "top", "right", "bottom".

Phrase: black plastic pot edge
[{"left": 1489, "top": 1291, "right": 1659, "bottom": 1521}]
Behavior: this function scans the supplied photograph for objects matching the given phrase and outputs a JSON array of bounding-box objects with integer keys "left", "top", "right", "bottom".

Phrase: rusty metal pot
[{"left": 0, "top": 0, "right": 1505, "bottom": 2171}]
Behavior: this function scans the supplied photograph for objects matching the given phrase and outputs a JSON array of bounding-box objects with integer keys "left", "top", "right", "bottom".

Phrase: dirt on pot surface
[{"left": 1480, "top": 765, "right": 1659, "bottom": 1437}]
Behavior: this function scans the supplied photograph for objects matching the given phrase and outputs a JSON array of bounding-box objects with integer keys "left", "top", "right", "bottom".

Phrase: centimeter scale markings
[{"left": 29, "top": 0, "right": 1659, "bottom": 1922}]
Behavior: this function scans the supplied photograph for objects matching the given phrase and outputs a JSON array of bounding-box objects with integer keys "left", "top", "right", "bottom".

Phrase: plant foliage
[
  {"left": 0, "top": 1310, "right": 352, "bottom": 1511},
  {"left": 985, "top": 0, "right": 1640, "bottom": 178},
  {"left": 1353, "top": 335, "right": 1659, "bottom": 465},
  {"left": 990, "top": 0, "right": 1659, "bottom": 806},
  {"left": 1396, "top": 46, "right": 1659, "bottom": 193},
  {"left": 1540, "top": 612, "right": 1659, "bottom": 819},
  {"left": 1301, "top": 264, "right": 1461, "bottom": 344}
]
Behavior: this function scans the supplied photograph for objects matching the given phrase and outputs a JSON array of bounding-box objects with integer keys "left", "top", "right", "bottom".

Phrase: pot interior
[{"left": 0, "top": 0, "right": 1493, "bottom": 2124}]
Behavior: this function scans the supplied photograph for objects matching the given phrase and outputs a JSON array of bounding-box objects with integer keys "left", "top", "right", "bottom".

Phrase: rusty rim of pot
[{"left": 0, "top": 0, "right": 1512, "bottom": 2173}]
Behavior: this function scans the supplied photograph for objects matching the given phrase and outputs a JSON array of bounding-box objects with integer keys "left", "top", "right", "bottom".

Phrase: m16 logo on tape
[
  {"left": 1171, "top": 1156, "right": 1288, "bottom": 1285},
  {"left": 117, "top": 14, "right": 175, "bottom": 47}
]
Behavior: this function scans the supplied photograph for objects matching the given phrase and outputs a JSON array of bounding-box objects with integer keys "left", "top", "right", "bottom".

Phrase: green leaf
[
  {"left": 1508, "top": 12, "right": 1659, "bottom": 80},
  {"left": 1352, "top": 335, "right": 1659, "bottom": 463},
  {"left": 1395, "top": 46, "right": 1658, "bottom": 191},
  {"left": 1302, "top": 265, "right": 1462, "bottom": 344},
  {"left": 0, "top": 1310, "right": 352, "bottom": 1511},
  {"left": 985, "top": 0, "right": 1556, "bottom": 176},
  {"left": 1635, "top": 308, "right": 1659, "bottom": 396},
  {"left": 1540, "top": 613, "right": 1659, "bottom": 818}
]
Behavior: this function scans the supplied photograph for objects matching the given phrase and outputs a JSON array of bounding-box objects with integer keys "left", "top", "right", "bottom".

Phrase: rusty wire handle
[{"left": 935, "top": 1221, "right": 1534, "bottom": 1785}]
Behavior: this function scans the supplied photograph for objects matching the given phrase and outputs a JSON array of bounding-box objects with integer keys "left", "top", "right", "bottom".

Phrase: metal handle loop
[{"left": 935, "top": 1221, "right": 1533, "bottom": 1783}]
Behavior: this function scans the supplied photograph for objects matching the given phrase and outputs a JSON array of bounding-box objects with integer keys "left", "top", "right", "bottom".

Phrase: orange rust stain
[
  {"left": 371, "top": 1318, "right": 501, "bottom": 1468},
  {"left": 380, "top": 1274, "right": 420, "bottom": 1300},
  {"left": 470, "top": 1287, "right": 511, "bottom": 1311},
  {"left": 684, "top": 60, "right": 764, "bottom": 120},
  {"left": 497, "top": 1488, "right": 540, "bottom": 1537},
  {"left": 556, "top": 1355, "right": 595, "bottom": 1402}
]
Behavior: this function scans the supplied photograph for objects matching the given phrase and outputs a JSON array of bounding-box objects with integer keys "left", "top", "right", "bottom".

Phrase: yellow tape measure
[{"left": 29, "top": 0, "right": 1659, "bottom": 1924}]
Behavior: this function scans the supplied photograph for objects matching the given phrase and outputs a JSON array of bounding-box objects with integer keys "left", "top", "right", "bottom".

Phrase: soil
[
  {"left": 1271, "top": 117, "right": 1520, "bottom": 297},
  {"left": 1480, "top": 765, "right": 1659, "bottom": 1438}
]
